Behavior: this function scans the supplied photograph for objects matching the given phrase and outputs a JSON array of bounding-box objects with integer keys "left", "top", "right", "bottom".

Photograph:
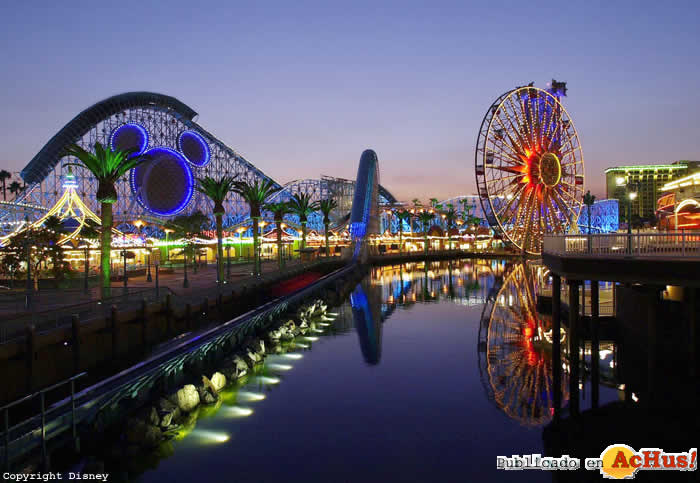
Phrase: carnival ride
[
  {"left": 475, "top": 82, "right": 585, "bottom": 254},
  {"left": 0, "top": 92, "right": 398, "bottom": 239}
]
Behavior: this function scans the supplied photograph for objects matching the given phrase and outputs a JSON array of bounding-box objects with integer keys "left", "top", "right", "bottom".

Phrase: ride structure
[
  {"left": 0, "top": 92, "right": 399, "bottom": 239},
  {"left": 475, "top": 81, "right": 584, "bottom": 254}
]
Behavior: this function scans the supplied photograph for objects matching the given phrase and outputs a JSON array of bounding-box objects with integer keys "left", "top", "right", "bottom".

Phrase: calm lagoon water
[{"left": 125, "top": 259, "right": 618, "bottom": 483}]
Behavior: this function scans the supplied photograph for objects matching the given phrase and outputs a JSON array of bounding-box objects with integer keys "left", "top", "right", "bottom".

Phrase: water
[{"left": 109, "top": 259, "right": 620, "bottom": 482}]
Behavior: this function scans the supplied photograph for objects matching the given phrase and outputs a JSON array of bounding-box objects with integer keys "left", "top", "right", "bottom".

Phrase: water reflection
[
  {"left": 477, "top": 263, "right": 568, "bottom": 426},
  {"left": 370, "top": 259, "right": 618, "bottom": 427},
  {"left": 350, "top": 283, "right": 383, "bottom": 365},
  {"left": 372, "top": 259, "right": 503, "bottom": 308}
]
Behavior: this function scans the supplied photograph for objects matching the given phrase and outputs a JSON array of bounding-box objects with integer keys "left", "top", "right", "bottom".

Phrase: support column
[
  {"left": 568, "top": 280, "right": 580, "bottom": 416},
  {"left": 552, "top": 274, "right": 562, "bottom": 418},
  {"left": 647, "top": 287, "right": 659, "bottom": 408},
  {"left": 591, "top": 280, "right": 600, "bottom": 409},
  {"left": 688, "top": 287, "right": 696, "bottom": 379}
]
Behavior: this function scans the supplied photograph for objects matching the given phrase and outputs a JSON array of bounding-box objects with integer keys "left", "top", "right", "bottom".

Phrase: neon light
[
  {"left": 109, "top": 122, "right": 149, "bottom": 156},
  {"left": 130, "top": 147, "right": 194, "bottom": 216},
  {"left": 178, "top": 130, "right": 211, "bottom": 167}
]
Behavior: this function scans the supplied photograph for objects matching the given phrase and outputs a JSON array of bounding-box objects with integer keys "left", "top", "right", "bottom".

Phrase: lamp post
[
  {"left": 154, "top": 259, "right": 160, "bottom": 298},
  {"left": 146, "top": 248, "right": 152, "bottom": 282},
  {"left": 237, "top": 227, "right": 246, "bottom": 261},
  {"left": 122, "top": 249, "right": 128, "bottom": 289},
  {"left": 25, "top": 241, "right": 32, "bottom": 310},
  {"left": 616, "top": 177, "right": 637, "bottom": 254},
  {"left": 81, "top": 244, "right": 89, "bottom": 294},
  {"left": 583, "top": 190, "right": 596, "bottom": 254},
  {"left": 226, "top": 242, "right": 231, "bottom": 280},
  {"left": 183, "top": 243, "right": 190, "bottom": 289},
  {"left": 164, "top": 228, "right": 174, "bottom": 262}
]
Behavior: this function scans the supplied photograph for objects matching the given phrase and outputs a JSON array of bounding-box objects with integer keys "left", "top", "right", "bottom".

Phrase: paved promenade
[{"left": 0, "top": 258, "right": 307, "bottom": 318}]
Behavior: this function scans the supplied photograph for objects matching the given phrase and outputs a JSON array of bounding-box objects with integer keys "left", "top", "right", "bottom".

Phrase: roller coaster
[{"left": 0, "top": 92, "right": 398, "bottom": 237}]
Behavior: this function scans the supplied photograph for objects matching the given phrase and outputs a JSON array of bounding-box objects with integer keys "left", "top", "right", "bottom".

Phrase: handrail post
[
  {"left": 4, "top": 408, "right": 9, "bottom": 470},
  {"left": 70, "top": 379, "right": 79, "bottom": 453},
  {"left": 682, "top": 229, "right": 686, "bottom": 256},
  {"left": 40, "top": 391, "right": 46, "bottom": 470}
]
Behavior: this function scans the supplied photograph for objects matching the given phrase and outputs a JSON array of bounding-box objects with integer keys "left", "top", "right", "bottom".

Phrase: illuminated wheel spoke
[{"left": 476, "top": 85, "right": 584, "bottom": 253}]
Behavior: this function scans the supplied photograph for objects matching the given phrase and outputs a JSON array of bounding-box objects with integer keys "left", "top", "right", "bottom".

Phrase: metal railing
[
  {"left": 543, "top": 231, "right": 700, "bottom": 258},
  {"left": 0, "top": 287, "right": 173, "bottom": 344},
  {"left": 0, "top": 259, "right": 338, "bottom": 344},
  {"left": 0, "top": 261, "right": 355, "bottom": 470},
  {"left": 2, "top": 372, "right": 86, "bottom": 470}
]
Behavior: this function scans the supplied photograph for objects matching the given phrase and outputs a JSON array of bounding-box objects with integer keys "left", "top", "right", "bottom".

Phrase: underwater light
[
  {"left": 318, "top": 322, "right": 330, "bottom": 327},
  {"left": 257, "top": 376, "right": 281, "bottom": 384},
  {"left": 312, "top": 328, "right": 324, "bottom": 333},
  {"left": 303, "top": 336, "right": 319, "bottom": 341},
  {"left": 237, "top": 391, "right": 266, "bottom": 402},
  {"left": 283, "top": 353, "right": 303, "bottom": 360},
  {"left": 225, "top": 406, "right": 254, "bottom": 417},
  {"left": 193, "top": 430, "right": 230, "bottom": 443},
  {"left": 267, "top": 363, "right": 293, "bottom": 371},
  {"left": 293, "top": 343, "right": 309, "bottom": 349}
]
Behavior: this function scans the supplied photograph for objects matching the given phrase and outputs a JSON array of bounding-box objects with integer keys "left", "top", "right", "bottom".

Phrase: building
[
  {"left": 656, "top": 172, "right": 700, "bottom": 230},
  {"left": 604, "top": 161, "right": 700, "bottom": 221}
]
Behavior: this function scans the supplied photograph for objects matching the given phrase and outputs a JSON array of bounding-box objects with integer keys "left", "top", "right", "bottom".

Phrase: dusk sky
[{"left": 1, "top": 0, "right": 699, "bottom": 201}]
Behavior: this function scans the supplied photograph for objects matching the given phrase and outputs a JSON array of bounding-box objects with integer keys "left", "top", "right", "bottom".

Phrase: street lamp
[
  {"left": 164, "top": 228, "right": 174, "bottom": 262},
  {"left": 122, "top": 249, "right": 128, "bottom": 290},
  {"left": 616, "top": 177, "right": 638, "bottom": 254},
  {"left": 146, "top": 246, "right": 152, "bottom": 282},
  {"left": 79, "top": 243, "right": 90, "bottom": 294},
  {"left": 237, "top": 227, "right": 247, "bottom": 261}
]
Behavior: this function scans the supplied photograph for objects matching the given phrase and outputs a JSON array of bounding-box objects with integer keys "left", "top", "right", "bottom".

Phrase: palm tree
[
  {"left": 0, "top": 170, "right": 11, "bottom": 201},
  {"left": 232, "top": 178, "right": 281, "bottom": 276},
  {"left": 583, "top": 190, "right": 596, "bottom": 254},
  {"left": 395, "top": 210, "right": 411, "bottom": 254},
  {"left": 196, "top": 175, "right": 237, "bottom": 284},
  {"left": 317, "top": 198, "right": 338, "bottom": 257},
  {"left": 8, "top": 181, "right": 22, "bottom": 199},
  {"left": 417, "top": 211, "right": 434, "bottom": 256},
  {"left": 264, "top": 201, "right": 291, "bottom": 269},
  {"left": 63, "top": 142, "right": 151, "bottom": 297},
  {"left": 444, "top": 204, "right": 458, "bottom": 250},
  {"left": 289, "top": 193, "right": 318, "bottom": 252},
  {"left": 429, "top": 198, "right": 439, "bottom": 209}
]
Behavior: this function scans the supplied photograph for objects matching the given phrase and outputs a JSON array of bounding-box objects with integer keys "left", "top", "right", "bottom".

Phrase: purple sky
[{"left": 1, "top": 0, "right": 699, "bottom": 201}]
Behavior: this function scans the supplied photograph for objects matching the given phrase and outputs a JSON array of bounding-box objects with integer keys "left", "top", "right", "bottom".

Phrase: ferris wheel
[
  {"left": 475, "top": 84, "right": 584, "bottom": 254},
  {"left": 477, "top": 264, "right": 568, "bottom": 426}
]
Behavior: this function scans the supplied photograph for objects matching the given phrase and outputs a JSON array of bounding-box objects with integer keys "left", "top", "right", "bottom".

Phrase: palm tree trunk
[
  {"left": 100, "top": 202, "right": 112, "bottom": 298},
  {"left": 253, "top": 217, "right": 260, "bottom": 276},
  {"left": 301, "top": 222, "right": 307, "bottom": 251},
  {"left": 325, "top": 222, "right": 330, "bottom": 257},
  {"left": 216, "top": 213, "right": 224, "bottom": 284},
  {"left": 277, "top": 223, "right": 283, "bottom": 269}
]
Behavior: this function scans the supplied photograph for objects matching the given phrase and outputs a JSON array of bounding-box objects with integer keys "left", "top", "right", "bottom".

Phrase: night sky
[{"left": 1, "top": 0, "right": 699, "bottom": 201}]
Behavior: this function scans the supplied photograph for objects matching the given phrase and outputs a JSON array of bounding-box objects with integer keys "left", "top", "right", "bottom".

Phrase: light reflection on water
[{"left": 114, "top": 259, "right": 618, "bottom": 483}]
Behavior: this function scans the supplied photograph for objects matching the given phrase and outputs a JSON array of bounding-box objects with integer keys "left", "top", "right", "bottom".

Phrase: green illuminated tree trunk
[
  {"left": 301, "top": 221, "right": 307, "bottom": 251},
  {"left": 324, "top": 222, "right": 330, "bottom": 257},
  {"left": 100, "top": 202, "right": 112, "bottom": 298},
  {"left": 277, "top": 225, "right": 284, "bottom": 269},
  {"left": 215, "top": 212, "right": 224, "bottom": 283},
  {"left": 252, "top": 217, "right": 260, "bottom": 276}
]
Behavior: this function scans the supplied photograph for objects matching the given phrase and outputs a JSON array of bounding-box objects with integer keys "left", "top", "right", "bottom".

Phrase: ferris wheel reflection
[{"left": 478, "top": 263, "right": 569, "bottom": 427}]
